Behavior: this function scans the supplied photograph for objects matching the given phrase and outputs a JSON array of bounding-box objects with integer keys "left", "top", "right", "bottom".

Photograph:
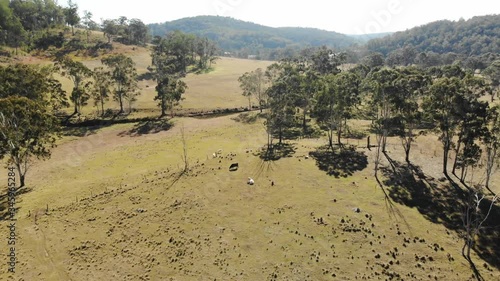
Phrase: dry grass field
[
  {"left": 49, "top": 44, "right": 273, "bottom": 117},
  {"left": 0, "top": 48, "right": 499, "bottom": 281}
]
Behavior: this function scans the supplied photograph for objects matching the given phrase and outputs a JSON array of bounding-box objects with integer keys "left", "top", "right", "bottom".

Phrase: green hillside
[
  {"left": 148, "top": 16, "right": 360, "bottom": 59},
  {"left": 366, "top": 15, "right": 500, "bottom": 56}
]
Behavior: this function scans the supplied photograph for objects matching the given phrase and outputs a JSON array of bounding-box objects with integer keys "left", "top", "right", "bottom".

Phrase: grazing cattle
[
  {"left": 247, "top": 177, "right": 254, "bottom": 185},
  {"left": 229, "top": 163, "right": 239, "bottom": 171}
]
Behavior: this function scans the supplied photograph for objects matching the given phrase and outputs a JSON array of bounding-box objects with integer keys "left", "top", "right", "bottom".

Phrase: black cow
[{"left": 229, "top": 163, "right": 239, "bottom": 171}]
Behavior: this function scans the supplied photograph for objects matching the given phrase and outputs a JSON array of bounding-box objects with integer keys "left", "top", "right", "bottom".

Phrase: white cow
[{"left": 247, "top": 177, "right": 255, "bottom": 185}]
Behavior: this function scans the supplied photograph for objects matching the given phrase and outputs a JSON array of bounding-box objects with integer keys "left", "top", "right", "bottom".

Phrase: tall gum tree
[
  {"left": 55, "top": 56, "right": 92, "bottom": 115},
  {"left": 102, "top": 54, "right": 138, "bottom": 114},
  {"left": 0, "top": 97, "right": 59, "bottom": 188}
]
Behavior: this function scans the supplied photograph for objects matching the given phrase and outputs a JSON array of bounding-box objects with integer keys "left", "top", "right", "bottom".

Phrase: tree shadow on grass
[
  {"left": 256, "top": 143, "right": 296, "bottom": 161},
  {"left": 309, "top": 145, "right": 368, "bottom": 178},
  {"left": 0, "top": 187, "right": 32, "bottom": 221},
  {"left": 231, "top": 112, "right": 262, "bottom": 124},
  {"left": 137, "top": 72, "right": 154, "bottom": 81},
  {"left": 118, "top": 119, "right": 174, "bottom": 137},
  {"left": 61, "top": 126, "right": 104, "bottom": 137},
  {"left": 380, "top": 157, "right": 500, "bottom": 272}
]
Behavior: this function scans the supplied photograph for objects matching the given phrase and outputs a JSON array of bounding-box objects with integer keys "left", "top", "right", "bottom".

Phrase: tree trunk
[
  {"left": 443, "top": 143, "right": 449, "bottom": 176},
  {"left": 327, "top": 126, "right": 334, "bottom": 151},
  {"left": 161, "top": 97, "right": 167, "bottom": 117},
  {"left": 101, "top": 98, "right": 105, "bottom": 117},
  {"left": 466, "top": 239, "right": 472, "bottom": 262},
  {"left": 15, "top": 162, "right": 25, "bottom": 188},
  {"left": 404, "top": 137, "right": 412, "bottom": 163},
  {"left": 374, "top": 134, "right": 383, "bottom": 176},
  {"left": 405, "top": 145, "right": 411, "bottom": 163},
  {"left": 278, "top": 123, "right": 283, "bottom": 145},
  {"left": 73, "top": 101, "right": 79, "bottom": 115},
  {"left": 461, "top": 165, "right": 468, "bottom": 184},
  {"left": 19, "top": 173, "right": 25, "bottom": 188},
  {"left": 485, "top": 146, "right": 496, "bottom": 189},
  {"left": 118, "top": 92, "right": 124, "bottom": 114},
  {"left": 302, "top": 109, "right": 307, "bottom": 134},
  {"left": 452, "top": 133, "right": 463, "bottom": 175},
  {"left": 381, "top": 132, "right": 387, "bottom": 153},
  {"left": 337, "top": 125, "right": 342, "bottom": 148},
  {"left": 170, "top": 100, "right": 175, "bottom": 118}
]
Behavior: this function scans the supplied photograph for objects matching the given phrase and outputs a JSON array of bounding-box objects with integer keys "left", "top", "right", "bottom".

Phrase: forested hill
[
  {"left": 366, "top": 15, "right": 500, "bottom": 56},
  {"left": 148, "top": 16, "right": 360, "bottom": 59}
]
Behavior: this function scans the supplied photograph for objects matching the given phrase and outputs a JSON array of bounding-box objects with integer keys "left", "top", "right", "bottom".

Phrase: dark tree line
[
  {"left": 0, "top": 0, "right": 150, "bottom": 56},
  {"left": 149, "top": 15, "right": 358, "bottom": 60},
  {"left": 367, "top": 15, "right": 500, "bottom": 57}
]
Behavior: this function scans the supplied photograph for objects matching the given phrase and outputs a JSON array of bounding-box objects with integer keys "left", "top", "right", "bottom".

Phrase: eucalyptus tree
[
  {"left": 102, "top": 54, "right": 138, "bottom": 114},
  {"left": 483, "top": 60, "right": 500, "bottom": 101},
  {"left": 365, "top": 68, "right": 401, "bottom": 153},
  {"left": 0, "top": 63, "right": 67, "bottom": 111},
  {"left": 64, "top": 0, "right": 79, "bottom": 35},
  {"left": 91, "top": 67, "right": 112, "bottom": 116},
  {"left": 102, "top": 19, "right": 118, "bottom": 43},
  {"left": 127, "top": 18, "right": 149, "bottom": 45},
  {"left": 451, "top": 74, "right": 489, "bottom": 181},
  {"left": 393, "top": 67, "right": 430, "bottom": 163},
  {"left": 314, "top": 72, "right": 361, "bottom": 150},
  {"left": 0, "top": 96, "right": 59, "bottom": 188},
  {"left": 151, "top": 34, "right": 189, "bottom": 117},
  {"left": 82, "top": 10, "right": 96, "bottom": 43},
  {"left": 265, "top": 62, "right": 300, "bottom": 147},
  {"left": 238, "top": 68, "right": 267, "bottom": 112},
  {"left": 296, "top": 67, "right": 321, "bottom": 134},
  {"left": 55, "top": 56, "right": 92, "bottom": 115},
  {"left": 155, "top": 76, "right": 187, "bottom": 117},
  {"left": 484, "top": 105, "right": 500, "bottom": 191},
  {"left": 423, "top": 76, "right": 463, "bottom": 176},
  {"left": 309, "top": 46, "right": 344, "bottom": 76},
  {"left": 195, "top": 37, "right": 218, "bottom": 70}
]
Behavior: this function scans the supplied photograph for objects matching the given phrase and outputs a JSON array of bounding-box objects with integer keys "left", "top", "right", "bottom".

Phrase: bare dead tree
[
  {"left": 462, "top": 188, "right": 498, "bottom": 280},
  {"left": 180, "top": 123, "right": 189, "bottom": 173}
]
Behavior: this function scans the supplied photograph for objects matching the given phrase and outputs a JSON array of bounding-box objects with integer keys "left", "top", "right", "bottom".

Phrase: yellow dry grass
[{"left": 0, "top": 48, "right": 498, "bottom": 281}]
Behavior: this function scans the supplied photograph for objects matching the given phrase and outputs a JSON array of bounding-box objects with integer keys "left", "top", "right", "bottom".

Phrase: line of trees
[
  {"left": 54, "top": 54, "right": 139, "bottom": 116},
  {"left": 0, "top": 52, "right": 140, "bottom": 187},
  {"left": 0, "top": 0, "right": 150, "bottom": 56},
  {"left": 101, "top": 16, "right": 149, "bottom": 45},
  {"left": 240, "top": 48, "right": 499, "bottom": 272},
  {"left": 241, "top": 47, "right": 500, "bottom": 190},
  {"left": 0, "top": 29, "right": 218, "bottom": 188}
]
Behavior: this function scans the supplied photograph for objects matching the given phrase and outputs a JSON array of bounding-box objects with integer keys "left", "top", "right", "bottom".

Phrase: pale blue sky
[{"left": 68, "top": 0, "right": 500, "bottom": 34}]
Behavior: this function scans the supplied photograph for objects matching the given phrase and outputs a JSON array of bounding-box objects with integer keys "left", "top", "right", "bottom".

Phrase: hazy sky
[{"left": 69, "top": 0, "right": 500, "bottom": 34}]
